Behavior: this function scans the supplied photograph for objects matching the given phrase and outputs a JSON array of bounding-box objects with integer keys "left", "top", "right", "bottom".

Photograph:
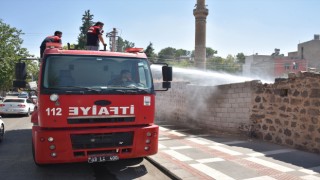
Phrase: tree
[
  {"left": 123, "top": 40, "right": 135, "bottom": 50},
  {"left": 206, "top": 47, "right": 217, "bottom": 58},
  {"left": 206, "top": 54, "right": 241, "bottom": 73},
  {"left": 175, "top": 49, "right": 189, "bottom": 59},
  {"left": 144, "top": 42, "right": 156, "bottom": 62},
  {"left": 206, "top": 56, "right": 224, "bottom": 71},
  {"left": 158, "top": 47, "right": 176, "bottom": 61},
  {"left": 0, "top": 19, "right": 33, "bottom": 92},
  {"left": 116, "top": 37, "right": 135, "bottom": 52},
  {"left": 191, "top": 47, "right": 217, "bottom": 58},
  {"left": 77, "top": 10, "right": 94, "bottom": 49},
  {"left": 236, "top": 52, "right": 246, "bottom": 64}
]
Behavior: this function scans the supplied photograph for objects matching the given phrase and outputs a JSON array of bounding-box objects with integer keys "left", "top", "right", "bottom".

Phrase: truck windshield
[{"left": 42, "top": 55, "right": 153, "bottom": 93}]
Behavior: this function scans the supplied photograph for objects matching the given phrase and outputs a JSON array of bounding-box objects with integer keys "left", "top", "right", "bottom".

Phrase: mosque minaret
[{"left": 193, "top": 0, "right": 209, "bottom": 69}]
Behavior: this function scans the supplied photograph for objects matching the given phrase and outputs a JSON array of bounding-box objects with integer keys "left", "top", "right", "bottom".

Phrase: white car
[
  {"left": 18, "top": 93, "right": 29, "bottom": 99},
  {"left": 0, "top": 98, "right": 35, "bottom": 116},
  {"left": 0, "top": 117, "right": 4, "bottom": 142}
]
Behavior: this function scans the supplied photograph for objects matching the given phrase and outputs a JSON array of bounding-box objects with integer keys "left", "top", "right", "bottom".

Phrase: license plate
[{"left": 88, "top": 155, "right": 119, "bottom": 163}]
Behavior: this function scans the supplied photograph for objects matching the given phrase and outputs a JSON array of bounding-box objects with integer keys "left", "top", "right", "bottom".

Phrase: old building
[
  {"left": 242, "top": 34, "right": 320, "bottom": 80},
  {"left": 242, "top": 54, "right": 275, "bottom": 82},
  {"left": 288, "top": 34, "right": 320, "bottom": 71},
  {"left": 274, "top": 56, "right": 307, "bottom": 77}
]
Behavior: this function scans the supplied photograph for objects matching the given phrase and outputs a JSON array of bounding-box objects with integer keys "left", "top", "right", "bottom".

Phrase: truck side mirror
[
  {"left": 13, "top": 80, "right": 26, "bottom": 88},
  {"left": 152, "top": 63, "right": 173, "bottom": 91},
  {"left": 13, "top": 62, "right": 27, "bottom": 88},
  {"left": 15, "top": 62, "right": 27, "bottom": 80},
  {"left": 162, "top": 66, "right": 172, "bottom": 82},
  {"left": 162, "top": 81, "right": 171, "bottom": 89}
]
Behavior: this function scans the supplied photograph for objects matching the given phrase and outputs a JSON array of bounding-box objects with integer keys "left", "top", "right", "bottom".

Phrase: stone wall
[
  {"left": 155, "top": 71, "right": 320, "bottom": 153},
  {"left": 251, "top": 72, "right": 320, "bottom": 153}
]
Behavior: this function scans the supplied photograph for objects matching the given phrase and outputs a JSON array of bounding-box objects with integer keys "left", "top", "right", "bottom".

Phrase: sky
[{"left": 1, "top": 0, "right": 320, "bottom": 58}]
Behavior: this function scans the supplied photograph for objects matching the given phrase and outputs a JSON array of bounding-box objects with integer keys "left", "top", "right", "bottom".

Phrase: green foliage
[
  {"left": 116, "top": 37, "right": 135, "bottom": 52},
  {"left": 206, "top": 54, "right": 241, "bottom": 73},
  {"left": 156, "top": 46, "right": 243, "bottom": 74},
  {"left": 144, "top": 42, "right": 156, "bottom": 62},
  {"left": 169, "top": 60, "right": 193, "bottom": 68},
  {"left": 158, "top": 47, "right": 176, "bottom": 61},
  {"left": 27, "top": 61, "right": 39, "bottom": 82},
  {"left": 175, "top": 49, "right": 190, "bottom": 59},
  {"left": 206, "top": 56, "right": 223, "bottom": 70},
  {"left": 236, "top": 52, "right": 246, "bottom": 64},
  {"left": 158, "top": 47, "right": 191, "bottom": 61},
  {"left": 77, "top": 10, "right": 94, "bottom": 49},
  {"left": 206, "top": 47, "right": 217, "bottom": 58},
  {"left": 0, "top": 19, "right": 34, "bottom": 91}
]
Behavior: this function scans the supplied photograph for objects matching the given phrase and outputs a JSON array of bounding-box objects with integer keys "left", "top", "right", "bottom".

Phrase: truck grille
[
  {"left": 67, "top": 117, "right": 135, "bottom": 124},
  {"left": 70, "top": 132, "right": 134, "bottom": 150}
]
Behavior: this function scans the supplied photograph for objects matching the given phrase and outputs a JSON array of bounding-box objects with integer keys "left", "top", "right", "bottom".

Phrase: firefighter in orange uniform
[
  {"left": 86, "top": 21, "right": 106, "bottom": 51},
  {"left": 40, "top": 31, "right": 62, "bottom": 58}
]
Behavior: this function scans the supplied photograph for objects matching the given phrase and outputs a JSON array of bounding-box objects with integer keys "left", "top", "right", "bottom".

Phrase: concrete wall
[
  {"left": 155, "top": 71, "right": 320, "bottom": 153},
  {"left": 155, "top": 81, "right": 257, "bottom": 133},
  {"left": 243, "top": 55, "right": 274, "bottom": 82},
  {"left": 297, "top": 40, "right": 320, "bottom": 69}
]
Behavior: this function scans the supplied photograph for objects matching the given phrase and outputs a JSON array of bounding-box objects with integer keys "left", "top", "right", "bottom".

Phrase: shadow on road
[{"left": 0, "top": 129, "right": 148, "bottom": 180}]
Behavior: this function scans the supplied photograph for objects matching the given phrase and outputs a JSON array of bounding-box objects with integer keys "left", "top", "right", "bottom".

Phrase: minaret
[{"left": 193, "top": 0, "right": 208, "bottom": 70}]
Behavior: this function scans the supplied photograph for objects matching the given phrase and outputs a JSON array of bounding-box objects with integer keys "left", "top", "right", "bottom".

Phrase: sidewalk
[{"left": 147, "top": 123, "right": 320, "bottom": 180}]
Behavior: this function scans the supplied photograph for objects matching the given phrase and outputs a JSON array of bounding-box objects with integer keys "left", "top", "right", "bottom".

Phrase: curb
[{"left": 145, "top": 156, "right": 181, "bottom": 180}]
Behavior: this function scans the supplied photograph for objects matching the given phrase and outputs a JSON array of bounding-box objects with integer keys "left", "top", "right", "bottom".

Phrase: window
[
  {"left": 42, "top": 55, "right": 153, "bottom": 93},
  {"left": 284, "top": 63, "right": 290, "bottom": 70},
  {"left": 293, "top": 62, "right": 298, "bottom": 69}
]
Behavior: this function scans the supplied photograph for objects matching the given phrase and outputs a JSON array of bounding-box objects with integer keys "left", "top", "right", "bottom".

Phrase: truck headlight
[
  {"left": 50, "top": 94, "right": 59, "bottom": 101},
  {"left": 48, "top": 137, "right": 54, "bottom": 142}
]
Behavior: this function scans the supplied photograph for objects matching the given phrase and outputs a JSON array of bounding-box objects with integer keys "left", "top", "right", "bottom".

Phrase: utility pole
[
  {"left": 193, "top": 0, "right": 209, "bottom": 70},
  {"left": 107, "top": 28, "right": 118, "bottom": 52}
]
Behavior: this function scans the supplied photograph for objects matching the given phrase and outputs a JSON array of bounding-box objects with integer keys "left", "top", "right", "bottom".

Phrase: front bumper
[{"left": 32, "top": 125, "right": 158, "bottom": 164}]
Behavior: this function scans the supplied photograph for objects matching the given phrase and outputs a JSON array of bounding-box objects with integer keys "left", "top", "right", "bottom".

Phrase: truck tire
[
  {"left": 0, "top": 124, "right": 4, "bottom": 142},
  {"left": 25, "top": 109, "right": 31, "bottom": 117}
]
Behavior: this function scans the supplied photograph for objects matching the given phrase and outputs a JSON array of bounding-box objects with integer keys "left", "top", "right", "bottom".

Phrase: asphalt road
[{"left": 0, "top": 115, "right": 171, "bottom": 180}]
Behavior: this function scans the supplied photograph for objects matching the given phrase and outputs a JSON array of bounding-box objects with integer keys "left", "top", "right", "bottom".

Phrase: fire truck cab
[{"left": 15, "top": 44, "right": 172, "bottom": 165}]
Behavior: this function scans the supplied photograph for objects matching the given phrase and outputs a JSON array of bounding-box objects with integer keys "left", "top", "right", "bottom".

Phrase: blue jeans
[{"left": 86, "top": 46, "right": 99, "bottom": 51}]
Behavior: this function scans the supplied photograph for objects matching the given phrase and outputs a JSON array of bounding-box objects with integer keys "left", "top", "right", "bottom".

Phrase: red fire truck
[{"left": 14, "top": 44, "right": 172, "bottom": 165}]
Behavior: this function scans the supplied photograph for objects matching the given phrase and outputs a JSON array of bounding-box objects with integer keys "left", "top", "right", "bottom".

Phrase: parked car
[
  {"left": 0, "top": 98, "right": 35, "bottom": 116},
  {"left": 6, "top": 92, "right": 19, "bottom": 97},
  {"left": 0, "top": 116, "right": 4, "bottom": 142},
  {"left": 0, "top": 96, "right": 3, "bottom": 101},
  {"left": 18, "top": 92, "right": 29, "bottom": 99}
]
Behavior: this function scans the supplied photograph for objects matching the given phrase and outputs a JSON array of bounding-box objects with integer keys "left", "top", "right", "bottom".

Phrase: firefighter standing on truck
[
  {"left": 40, "top": 31, "right": 62, "bottom": 58},
  {"left": 86, "top": 21, "right": 106, "bottom": 51}
]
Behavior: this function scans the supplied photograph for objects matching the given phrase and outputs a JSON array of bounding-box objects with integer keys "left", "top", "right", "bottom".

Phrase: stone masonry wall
[
  {"left": 251, "top": 72, "right": 320, "bottom": 153},
  {"left": 155, "top": 71, "right": 320, "bottom": 153}
]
